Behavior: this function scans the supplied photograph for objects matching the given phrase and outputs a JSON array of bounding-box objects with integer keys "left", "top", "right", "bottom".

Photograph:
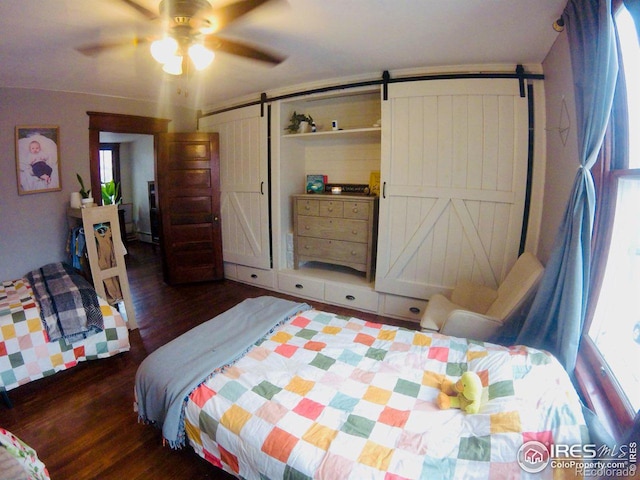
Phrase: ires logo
[
  {"left": 517, "top": 441, "right": 550, "bottom": 473},
  {"left": 517, "top": 441, "right": 638, "bottom": 476}
]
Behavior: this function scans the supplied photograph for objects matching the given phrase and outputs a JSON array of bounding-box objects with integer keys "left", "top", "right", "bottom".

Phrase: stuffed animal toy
[{"left": 437, "top": 371, "right": 483, "bottom": 414}]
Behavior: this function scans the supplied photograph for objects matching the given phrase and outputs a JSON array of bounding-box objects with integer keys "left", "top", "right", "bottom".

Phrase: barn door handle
[
  {"left": 382, "top": 181, "right": 386, "bottom": 199},
  {"left": 260, "top": 181, "right": 264, "bottom": 195}
]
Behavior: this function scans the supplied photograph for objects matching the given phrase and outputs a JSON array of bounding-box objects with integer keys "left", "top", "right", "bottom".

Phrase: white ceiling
[{"left": 0, "top": 0, "right": 566, "bottom": 110}]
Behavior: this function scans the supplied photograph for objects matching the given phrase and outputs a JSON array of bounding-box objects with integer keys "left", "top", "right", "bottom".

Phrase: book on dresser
[
  {"left": 305, "top": 174, "right": 327, "bottom": 194},
  {"left": 292, "top": 193, "right": 379, "bottom": 281}
]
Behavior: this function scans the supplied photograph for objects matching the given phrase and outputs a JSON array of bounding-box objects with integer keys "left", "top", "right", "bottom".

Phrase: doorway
[
  {"left": 99, "top": 133, "right": 154, "bottom": 244},
  {"left": 88, "top": 112, "right": 170, "bottom": 266}
]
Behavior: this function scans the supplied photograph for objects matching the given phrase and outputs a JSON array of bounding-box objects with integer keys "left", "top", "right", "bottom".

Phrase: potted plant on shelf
[
  {"left": 101, "top": 180, "right": 121, "bottom": 205},
  {"left": 285, "top": 111, "right": 314, "bottom": 134},
  {"left": 76, "top": 173, "right": 94, "bottom": 207}
]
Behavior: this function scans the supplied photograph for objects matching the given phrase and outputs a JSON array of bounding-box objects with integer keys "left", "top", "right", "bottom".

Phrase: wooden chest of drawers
[{"left": 293, "top": 194, "right": 378, "bottom": 281}]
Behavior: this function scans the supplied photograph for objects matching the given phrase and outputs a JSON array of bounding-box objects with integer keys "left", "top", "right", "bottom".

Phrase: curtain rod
[{"left": 197, "top": 65, "right": 544, "bottom": 121}]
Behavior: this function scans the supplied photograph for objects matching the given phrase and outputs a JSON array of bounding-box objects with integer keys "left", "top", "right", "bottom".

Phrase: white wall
[
  {"left": 0, "top": 44, "right": 579, "bottom": 280},
  {"left": 538, "top": 30, "right": 580, "bottom": 263},
  {"left": 119, "top": 142, "right": 134, "bottom": 206},
  {"left": 131, "top": 136, "right": 155, "bottom": 241},
  {"left": 0, "top": 87, "right": 197, "bottom": 280}
]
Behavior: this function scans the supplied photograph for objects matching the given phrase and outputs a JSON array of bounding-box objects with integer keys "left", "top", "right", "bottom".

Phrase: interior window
[
  {"left": 100, "top": 143, "right": 122, "bottom": 201},
  {"left": 99, "top": 143, "right": 120, "bottom": 186},
  {"left": 99, "top": 148, "right": 114, "bottom": 183},
  {"left": 587, "top": 5, "right": 640, "bottom": 415}
]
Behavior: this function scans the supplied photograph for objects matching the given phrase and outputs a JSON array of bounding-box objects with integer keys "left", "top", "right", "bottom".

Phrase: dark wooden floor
[{"left": 2, "top": 242, "right": 417, "bottom": 479}]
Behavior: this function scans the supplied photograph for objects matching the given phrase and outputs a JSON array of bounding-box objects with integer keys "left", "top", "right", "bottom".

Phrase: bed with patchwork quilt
[
  {"left": 1, "top": 263, "right": 130, "bottom": 402},
  {"left": 136, "top": 296, "right": 588, "bottom": 479}
]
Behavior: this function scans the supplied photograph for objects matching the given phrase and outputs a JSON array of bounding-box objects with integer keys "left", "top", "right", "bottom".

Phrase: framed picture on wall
[{"left": 15, "top": 125, "right": 62, "bottom": 195}]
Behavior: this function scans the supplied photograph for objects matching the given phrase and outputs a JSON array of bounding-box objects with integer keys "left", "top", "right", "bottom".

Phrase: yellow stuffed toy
[{"left": 437, "top": 371, "right": 483, "bottom": 414}]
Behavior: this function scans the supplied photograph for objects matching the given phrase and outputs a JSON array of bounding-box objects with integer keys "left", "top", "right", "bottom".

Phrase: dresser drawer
[
  {"left": 343, "top": 201, "right": 370, "bottom": 220},
  {"left": 325, "top": 283, "right": 379, "bottom": 312},
  {"left": 278, "top": 272, "right": 325, "bottom": 301},
  {"left": 296, "top": 198, "right": 319, "bottom": 216},
  {"left": 237, "top": 265, "right": 275, "bottom": 288},
  {"left": 298, "top": 216, "right": 368, "bottom": 243},
  {"left": 297, "top": 237, "right": 367, "bottom": 264},
  {"left": 382, "top": 294, "right": 428, "bottom": 324},
  {"left": 318, "top": 199, "right": 344, "bottom": 217}
]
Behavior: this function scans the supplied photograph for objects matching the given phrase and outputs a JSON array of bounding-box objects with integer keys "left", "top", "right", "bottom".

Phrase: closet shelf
[{"left": 282, "top": 127, "right": 381, "bottom": 139}]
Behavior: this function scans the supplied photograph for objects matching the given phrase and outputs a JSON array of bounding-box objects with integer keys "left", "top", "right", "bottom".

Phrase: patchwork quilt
[
  {"left": 184, "top": 309, "right": 588, "bottom": 480},
  {"left": 0, "top": 277, "right": 130, "bottom": 392},
  {"left": 0, "top": 428, "right": 50, "bottom": 479}
]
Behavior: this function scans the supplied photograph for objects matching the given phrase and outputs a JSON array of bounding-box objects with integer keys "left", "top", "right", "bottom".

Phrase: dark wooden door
[{"left": 157, "top": 132, "right": 223, "bottom": 284}]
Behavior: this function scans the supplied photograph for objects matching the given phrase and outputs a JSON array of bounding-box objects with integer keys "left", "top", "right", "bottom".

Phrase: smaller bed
[{"left": 1, "top": 262, "right": 130, "bottom": 404}]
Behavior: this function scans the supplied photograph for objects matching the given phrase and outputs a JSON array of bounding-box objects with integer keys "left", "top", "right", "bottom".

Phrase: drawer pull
[
  {"left": 352, "top": 230, "right": 358, "bottom": 235},
  {"left": 352, "top": 207, "right": 359, "bottom": 213},
  {"left": 295, "top": 283, "right": 304, "bottom": 289},
  {"left": 351, "top": 250, "right": 357, "bottom": 255},
  {"left": 305, "top": 245, "right": 310, "bottom": 249},
  {"left": 328, "top": 207, "right": 333, "bottom": 212},
  {"left": 251, "top": 274, "right": 258, "bottom": 279},
  {"left": 409, "top": 307, "right": 421, "bottom": 314},
  {"left": 305, "top": 225, "right": 310, "bottom": 230},
  {"left": 305, "top": 205, "right": 310, "bottom": 210},
  {"left": 346, "top": 295, "right": 356, "bottom": 301}
]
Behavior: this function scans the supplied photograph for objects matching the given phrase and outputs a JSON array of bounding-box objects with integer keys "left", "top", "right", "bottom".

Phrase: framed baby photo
[{"left": 15, "top": 125, "right": 62, "bottom": 195}]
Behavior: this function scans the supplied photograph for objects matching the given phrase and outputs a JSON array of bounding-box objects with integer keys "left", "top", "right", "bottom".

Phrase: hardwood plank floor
[{"left": 1, "top": 242, "right": 418, "bottom": 479}]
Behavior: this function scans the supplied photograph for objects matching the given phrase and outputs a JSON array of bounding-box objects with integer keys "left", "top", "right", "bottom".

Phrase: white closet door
[
  {"left": 376, "top": 79, "right": 529, "bottom": 299},
  {"left": 199, "top": 105, "right": 270, "bottom": 269}
]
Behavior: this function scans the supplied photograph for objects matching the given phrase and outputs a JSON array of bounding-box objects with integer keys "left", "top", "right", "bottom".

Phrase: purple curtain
[{"left": 516, "top": 0, "right": 619, "bottom": 373}]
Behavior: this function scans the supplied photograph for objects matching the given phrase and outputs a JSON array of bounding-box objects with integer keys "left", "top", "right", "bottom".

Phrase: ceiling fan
[{"left": 77, "top": 0, "right": 285, "bottom": 75}]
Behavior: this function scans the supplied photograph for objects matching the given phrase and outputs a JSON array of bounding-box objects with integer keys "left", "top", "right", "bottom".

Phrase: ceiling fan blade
[
  {"left": 208, "top": 0, "right": 273, "bottom": 32},
  {"left": 76, "top": 37, "right": 150, "bottom": 57},
  {"left": 205, "top": 36, "right": 285, "bottom": 65},
  {"left": 119, "top": 0, "right": 159, "bottom": 21}
]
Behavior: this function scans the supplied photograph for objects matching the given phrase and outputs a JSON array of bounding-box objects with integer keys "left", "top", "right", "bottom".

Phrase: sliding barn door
[
  {"left": 198, "top": 105, "right": 270, "bottom": 269},
  {"left": 375, "top": 79, "right": 529, "bottom": 299},
  {"left": 157, "top": 132, "right": 223, "bottom": 285}
]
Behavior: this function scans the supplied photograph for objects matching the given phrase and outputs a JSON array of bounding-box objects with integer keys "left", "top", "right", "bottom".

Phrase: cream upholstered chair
[{"left": 420, "top": 252, "right": 544, "bottom": 341}]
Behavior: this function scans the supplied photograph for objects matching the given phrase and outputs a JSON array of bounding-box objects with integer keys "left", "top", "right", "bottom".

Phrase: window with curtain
[{"left": 582, "top": 3, "right": 640, "bottom": 434}]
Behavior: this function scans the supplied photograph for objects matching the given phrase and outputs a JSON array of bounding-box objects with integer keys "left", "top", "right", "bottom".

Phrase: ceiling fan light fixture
[
  {"left": 162, "top": 54, "right": 183, "bottom": 75},
  {"left": 188, "top": 43, "right": 215, "bottom": 70},
  {"left": 151, "top": 36, "right": 179, "bottom": 64}
]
